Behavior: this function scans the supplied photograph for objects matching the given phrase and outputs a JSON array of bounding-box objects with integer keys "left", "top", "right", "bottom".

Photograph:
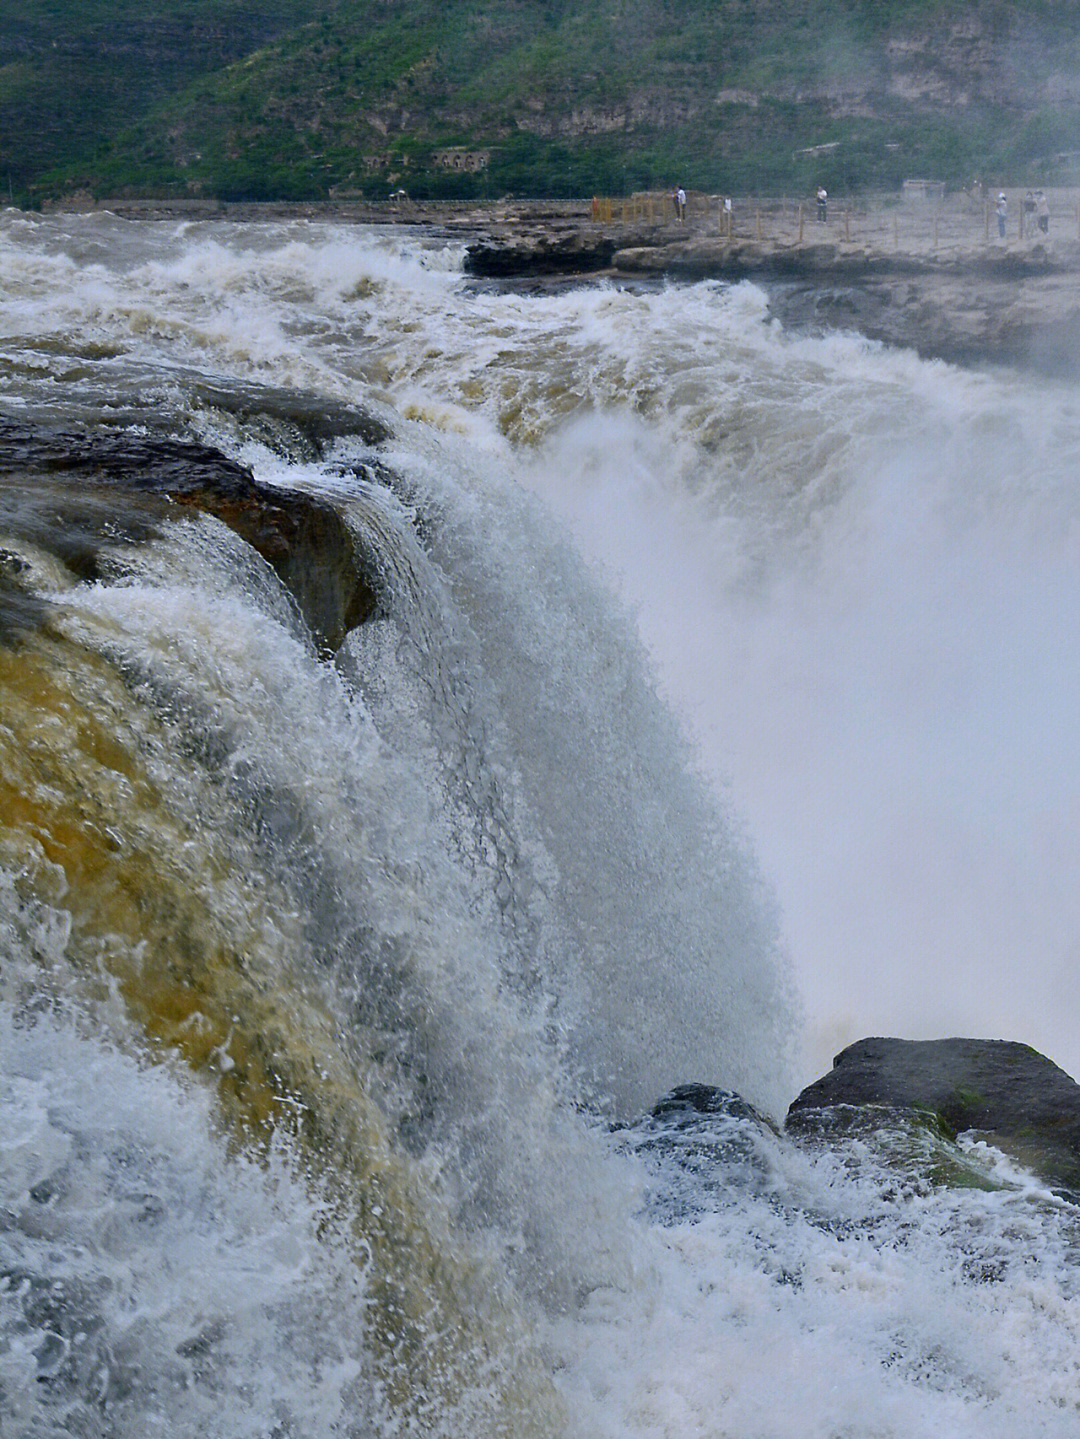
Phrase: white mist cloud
[{"left": 527, "top": 348, "right": 1080, "bottom": 1094}]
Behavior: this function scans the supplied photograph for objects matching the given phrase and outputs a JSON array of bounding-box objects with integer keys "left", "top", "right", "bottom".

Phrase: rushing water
[{"left": 4, "top": 209, "right": 1080, "bottom": 1437}]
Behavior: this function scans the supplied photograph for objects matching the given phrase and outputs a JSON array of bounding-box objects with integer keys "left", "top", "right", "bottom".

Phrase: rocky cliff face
[
  {"left": 11, "top": 0, "right": 1080, "bottom": 201},
  {"left": 884, "top": 17, "right": 1080, "bottom": 111}
]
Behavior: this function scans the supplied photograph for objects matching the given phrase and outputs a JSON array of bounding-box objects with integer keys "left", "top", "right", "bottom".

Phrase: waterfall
[{"left": 6, "top": 210, "right": 1080, "bottom": 1439}]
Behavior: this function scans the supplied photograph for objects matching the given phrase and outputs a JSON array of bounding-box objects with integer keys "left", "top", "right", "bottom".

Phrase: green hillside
[
  {"left": 6, "top": 0, "right": 1080, "bottom": 204},
  {"left": 0, "top": 2, "right": 322, "bottom": 196}
]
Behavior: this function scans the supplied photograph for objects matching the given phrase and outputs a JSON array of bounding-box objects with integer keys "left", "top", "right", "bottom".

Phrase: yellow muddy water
[{"left": 0, "top": 617, "right": 560, "bottom": 1436}]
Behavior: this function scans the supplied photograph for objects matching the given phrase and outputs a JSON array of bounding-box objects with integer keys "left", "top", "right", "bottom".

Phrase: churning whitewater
[{"left": 3, "top": 210, "right": 1080, "bottom": 1438}]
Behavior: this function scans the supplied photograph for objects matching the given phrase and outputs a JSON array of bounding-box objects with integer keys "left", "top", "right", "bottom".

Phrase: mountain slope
[
  {"left": 0, "top": 2, "right": 349, "bottom": 195},
  {"left": 8, "top": 0, "right": 1080, "bottom": 202}
]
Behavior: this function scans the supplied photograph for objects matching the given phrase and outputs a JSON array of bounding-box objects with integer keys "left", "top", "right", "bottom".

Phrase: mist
[{"left": 526, "top": 326, "right": 1080, "bottom": 1089}]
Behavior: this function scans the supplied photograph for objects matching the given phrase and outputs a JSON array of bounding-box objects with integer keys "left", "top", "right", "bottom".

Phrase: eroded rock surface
[
  {"left": 466, "top": 226, "right": 617, "bottom": 276},
  {"left": 619, "top": 1084, "right": 781, "bottom": 1223},
  {"left": 468, "top": 222, "right": 1080, "bottom": 371}
]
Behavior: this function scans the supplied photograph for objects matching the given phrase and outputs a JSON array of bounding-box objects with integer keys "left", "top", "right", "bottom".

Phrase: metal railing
[{"left": 587, "top": 188, "right": 1080, "bottom": 252}]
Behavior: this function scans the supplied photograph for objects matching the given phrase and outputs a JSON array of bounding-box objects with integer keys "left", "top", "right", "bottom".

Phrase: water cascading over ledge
[
  {"left": 0, "top": 389, "right": 797, "bottom": 1434},
  {"left": 0, "top": 411, "right": 569, "bottom": 1433}
]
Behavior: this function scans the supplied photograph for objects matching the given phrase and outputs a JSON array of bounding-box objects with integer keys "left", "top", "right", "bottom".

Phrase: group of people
[
  {"left": 1024, "top": 188, "right": 1051, "bottom": 236},
  {"left": 672, "top": 181, "right": 829, "bottom": 224},
  {"left": 660, "top": 183, "right": 1052, "bottom": 241},
  {"left": 670, "top": 188, "right": 736, "bottom": 226},
  {"left": 995, "top": 188, "right": 1050, "bottom": 238}
]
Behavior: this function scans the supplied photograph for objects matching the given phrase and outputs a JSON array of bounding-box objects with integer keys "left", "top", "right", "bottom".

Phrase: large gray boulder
[{"left": 788, "top": 1037, "right": 1080, "bottom": 1195}]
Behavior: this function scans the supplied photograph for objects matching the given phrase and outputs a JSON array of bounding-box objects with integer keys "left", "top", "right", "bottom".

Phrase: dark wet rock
[
  {"left": 649, "top": 1082, "right": 777, "bottom": 1129},
  {"left": 184, "top": 379, "right": 391, "bottom": 457},
  {"left": 786, "top": 1102, "right": 1008, "bottom": 1195},
  {"left": 619, "top": 1083, "right": 781, "bottom": 1223},
  {"left": 0, "top": 542, "right": 51, "bottom": 642},
  {"left": 0, "top": 567, "right": 51, "bottom": 645},
  {"left": 0, "top": 415, "right": 378, "bottom": 650},
  {"left": 465, "top": 227, "right": 616, "bottom": 277},
  {"left": 788, "top": 1037, "right": 1080, "bottom": 1195}
]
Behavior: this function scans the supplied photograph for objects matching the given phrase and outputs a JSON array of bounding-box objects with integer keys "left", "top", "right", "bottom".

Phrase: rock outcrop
[
  {"left": 767, "top": 270, "right": 1080, "bottom": 371},
  {"left": 0, "top": 415, "right": 380, "bottom": 651},
  {"left": 618, "top": 1084, "right": 782, "bottom": 1223},
  {"left": 466, "top": 226, "right": 617, "bottom": 277},
  {"left": 788, "top": 1037, "right": 1080, "bottom": 1195},
  {"left": 466, "top": 222, "right": 1080, "bottom": 371}
]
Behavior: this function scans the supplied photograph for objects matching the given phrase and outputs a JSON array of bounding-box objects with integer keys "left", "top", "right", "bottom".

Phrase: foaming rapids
[{"left": 4, "top": 210, "right": 1080, "bottom": 1437}]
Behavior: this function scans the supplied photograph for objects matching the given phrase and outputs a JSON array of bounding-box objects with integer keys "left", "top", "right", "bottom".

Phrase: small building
[
  {"left": 902, "top": 179, "right": 946, "bottom": 202},
  {"left": 431, "top": 148, "right": 490, "bottom": 173}
]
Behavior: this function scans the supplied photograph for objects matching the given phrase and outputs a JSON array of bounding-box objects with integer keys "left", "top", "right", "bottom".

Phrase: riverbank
[
  {"left": 43, "top": 194, "right": 592, "bottom": 228},
  {"left": 42, "top": 192, "right": 1080, "bottom": 370}
]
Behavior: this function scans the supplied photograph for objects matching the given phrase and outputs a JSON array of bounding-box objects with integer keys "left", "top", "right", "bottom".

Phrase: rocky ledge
[
  {"left": 0, "top": 410, "right": 386, "bottom": 651},
  {"left": 466, "top": 223, "right": 1080, "bottom": 371},
  {"left": 764, "top": 266, "right": 1080, "bottom": 372},
  {"left": 629, "top": 1036, "right": 1080, "bottom": 1225}
]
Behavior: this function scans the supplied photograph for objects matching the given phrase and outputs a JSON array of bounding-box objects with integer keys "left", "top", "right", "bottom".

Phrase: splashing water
[{"left": 4, "top": 210, "right": 1080, "bottom": 1437}]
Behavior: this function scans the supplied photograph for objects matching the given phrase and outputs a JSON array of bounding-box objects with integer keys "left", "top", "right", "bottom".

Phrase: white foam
[{"left": 0, "top": 1006, "right": 380, "bottom": 1437}]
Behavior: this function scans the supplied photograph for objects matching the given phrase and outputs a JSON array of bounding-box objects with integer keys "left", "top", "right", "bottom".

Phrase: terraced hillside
[{"left": 6, "top": 0, "right": 1080, "bottom": 202}]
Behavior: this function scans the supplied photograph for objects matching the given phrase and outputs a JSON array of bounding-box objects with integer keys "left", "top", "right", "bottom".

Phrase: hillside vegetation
[{"left": 6, "top": 0, "right": 1080, "bottom": 203}]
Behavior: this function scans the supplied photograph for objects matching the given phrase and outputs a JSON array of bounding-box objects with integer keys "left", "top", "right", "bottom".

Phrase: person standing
[
  {"left": 816, "top": 185, "right": 828, "bottom": 222},
  {"left": 1036, "top": 189, "right": 1050, "bottom": 234},
  {"left": 996, "top": 192, "right": 1008, "bottom": 238},
  {"left": 676, "top": 186, "right": 687, "bottom": 222}
]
